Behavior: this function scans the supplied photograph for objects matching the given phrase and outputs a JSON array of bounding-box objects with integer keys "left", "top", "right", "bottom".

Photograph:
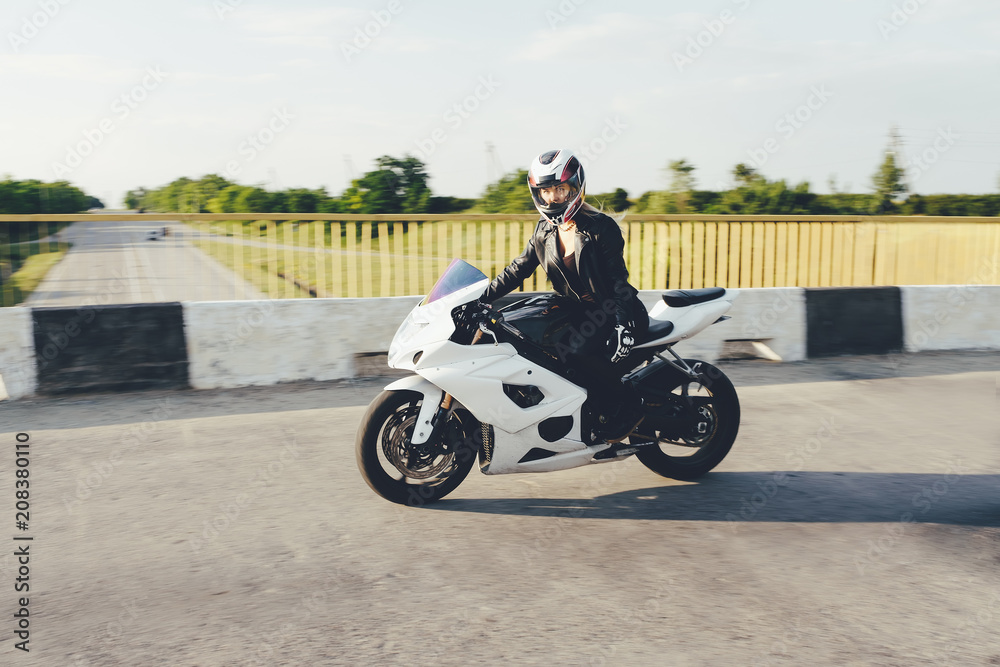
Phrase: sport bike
[{"left": 356, "top": 259, "right": 740, "bottom": 506}]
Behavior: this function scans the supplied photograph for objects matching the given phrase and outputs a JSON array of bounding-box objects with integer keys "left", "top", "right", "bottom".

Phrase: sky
[{"left": 1, "top": 0, "right": 999, "bottom": 208}]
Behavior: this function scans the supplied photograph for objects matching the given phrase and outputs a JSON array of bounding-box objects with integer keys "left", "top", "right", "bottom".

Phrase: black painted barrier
[
  {"left": 33, "top": 303, "right": 189, "bottom": 394},
  {"left": 806, "top": 287, "right": 904, "bottom": 357}
]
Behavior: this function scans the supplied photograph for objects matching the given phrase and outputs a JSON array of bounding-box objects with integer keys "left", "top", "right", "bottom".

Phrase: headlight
[{"left": 388, "top": 315, "right": 428, "bottom": 362}]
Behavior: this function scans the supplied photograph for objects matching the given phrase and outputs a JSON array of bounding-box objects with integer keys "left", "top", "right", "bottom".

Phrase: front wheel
[
  {"left": 356, "top": 389, "right": 479, "bottom": 506},
  {"left": 632, "top": 360, "right": 740, "bottom": 481}
]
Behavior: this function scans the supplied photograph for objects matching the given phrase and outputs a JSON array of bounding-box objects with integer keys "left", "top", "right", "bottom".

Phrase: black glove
[{"left": 608, "top": 324, "right": 635, "bottom": 364}]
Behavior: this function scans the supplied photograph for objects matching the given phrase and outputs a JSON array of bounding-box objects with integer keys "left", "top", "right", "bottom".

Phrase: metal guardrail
[{"left": 2, "top": 213, "right": 999, "bottom": 306}]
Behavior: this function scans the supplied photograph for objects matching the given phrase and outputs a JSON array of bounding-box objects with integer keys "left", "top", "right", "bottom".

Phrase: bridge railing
[{"left": 2, "top": 213, "right": 999, "bottom": 306}]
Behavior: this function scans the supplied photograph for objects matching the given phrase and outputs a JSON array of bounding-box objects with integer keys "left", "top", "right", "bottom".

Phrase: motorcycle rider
[{"left": 478, "top": 149, "right": 648, "bottom": 442}]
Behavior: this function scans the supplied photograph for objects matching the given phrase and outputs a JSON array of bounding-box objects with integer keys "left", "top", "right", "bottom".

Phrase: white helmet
[{"left": 527, "top": 149, "right": 585, "bottom": 225}]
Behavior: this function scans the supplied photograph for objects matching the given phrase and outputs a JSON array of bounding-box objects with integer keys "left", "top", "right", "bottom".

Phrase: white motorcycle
[{"left": 356, "top": 259, "right": 741, "bottom": 506}]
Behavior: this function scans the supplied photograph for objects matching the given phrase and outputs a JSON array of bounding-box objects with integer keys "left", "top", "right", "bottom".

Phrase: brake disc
[{"left": 382, "top": 406, "right": 453, "bottom": 479}]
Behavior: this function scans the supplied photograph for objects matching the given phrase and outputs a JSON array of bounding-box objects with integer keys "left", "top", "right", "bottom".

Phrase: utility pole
[
  {"left": 486, "top": 142, "right": 504, "bottom": 184},
  {"left": 888, "top": 123, "right": 909, "bottom": 196},
  {"left": 344, "top": 155, "right": 357, "bottom": 182}
]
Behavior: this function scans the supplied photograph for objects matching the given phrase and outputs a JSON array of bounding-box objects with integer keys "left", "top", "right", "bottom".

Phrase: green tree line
[
  {"left": 127, "top": 156, "right": 475, "bottom": 215},
  {"left": 0, "top": 177, "right": 101, "bottom": 214},
  {"left": 130, "top": 152, "right": 1000, "bottom": 218}
]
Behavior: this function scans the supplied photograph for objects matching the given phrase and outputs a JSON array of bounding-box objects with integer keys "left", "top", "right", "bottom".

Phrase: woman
[{"left": 480, "top": 149, "right": 648, "bottom": 442}]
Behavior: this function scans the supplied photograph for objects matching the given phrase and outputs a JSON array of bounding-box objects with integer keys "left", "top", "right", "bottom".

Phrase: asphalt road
[
  {"left": 26, "top": 220, "right": 264, "bottom": 306},
  {"left": 1, "top": 352, "right": 998, "bottom": 666}
]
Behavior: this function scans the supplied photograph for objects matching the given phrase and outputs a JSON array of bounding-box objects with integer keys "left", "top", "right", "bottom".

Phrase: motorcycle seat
[
  {"left": 661, "top": 287, "right": 727, "bottom": 308},
  {"left": 639, "top": 319, "right": 674, "bottom": 344}
]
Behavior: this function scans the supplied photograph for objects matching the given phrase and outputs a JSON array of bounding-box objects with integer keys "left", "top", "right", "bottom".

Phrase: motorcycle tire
[
  {"left": 633, "top": 359, "right": 740, "bottom": 481},
  {"left": 356, "top": 389, "right": 478, "bottom": 506}
]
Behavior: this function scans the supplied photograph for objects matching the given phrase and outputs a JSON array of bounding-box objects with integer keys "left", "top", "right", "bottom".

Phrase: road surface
[
  {"left": 25, "top": 220, "right": 264, "bottom": 306},
  {"left": 1, "top": 351, "right": 998, "bottom": 665}
]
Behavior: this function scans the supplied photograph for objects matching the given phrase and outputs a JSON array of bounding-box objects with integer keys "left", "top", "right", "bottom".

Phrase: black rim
[
  {"left": 376, "top": 397, "right": 467, "bottom": 488},
  {"left": 632, "top": 378, "right": 727, "bottom": 462}
]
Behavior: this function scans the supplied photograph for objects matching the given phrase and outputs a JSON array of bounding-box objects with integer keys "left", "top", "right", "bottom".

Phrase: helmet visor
[{"left": 530, "top": 179, "right": 581, "bottom": 218}]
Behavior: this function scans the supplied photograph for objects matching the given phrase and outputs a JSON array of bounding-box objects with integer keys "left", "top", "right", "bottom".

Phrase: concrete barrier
[
  {"left": 33, "top": 303, "right": 189, "bottom": 394},
  {"left": 183, "top": 296, "right": 421, "bottom": 390},
  {"left": 806, "top": 287, "right": 904, "bottom": 357},
  {"left": 1, "top": 286, "right": 998, "bottom": 399},
  {"left": 901, "top": 285, "right": 1000, "bottom": 352},
  {"left": 0, "top": 308, "right": 36, "bottom": 400}
]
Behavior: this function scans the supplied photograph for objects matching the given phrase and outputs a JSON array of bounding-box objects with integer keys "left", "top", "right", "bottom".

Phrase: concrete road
[
  {"left": 26, "top": 220, "right": 264, "bottom": 306},
  {"left": 1, "top": 352, "right": 998, "bottom": 666}
]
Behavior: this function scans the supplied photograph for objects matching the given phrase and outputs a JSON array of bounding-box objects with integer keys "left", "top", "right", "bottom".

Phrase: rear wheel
[
  {"left": 632, "top": 360, "right": 740, "bottom": 480},
  {"left": 356, "top": 389, "right": 479, "bottom": 506}
]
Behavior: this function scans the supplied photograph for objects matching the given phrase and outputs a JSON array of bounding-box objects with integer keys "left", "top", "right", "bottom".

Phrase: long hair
[{"left": 581, "top": 200, "right": 627, "bottom": 224}]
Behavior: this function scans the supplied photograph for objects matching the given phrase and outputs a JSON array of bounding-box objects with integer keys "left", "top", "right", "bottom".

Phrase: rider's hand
[{"left": 608, "top": 324, "right": 635, "bottom": 363}]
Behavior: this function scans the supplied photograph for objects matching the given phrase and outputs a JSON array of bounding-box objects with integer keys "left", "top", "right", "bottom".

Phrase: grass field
[
  {"left": 188, "top": 220, "right": 555, "bottom": 298},
  {"left": 184, "top": 218, "right": 1000, "bottom": 298},
  {"left": 0, "top": 240, "right": 72, "bottom": 306}
]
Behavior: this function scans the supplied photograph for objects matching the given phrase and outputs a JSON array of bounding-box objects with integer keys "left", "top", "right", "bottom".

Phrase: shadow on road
[
  {"left": 430, "top": 471, "right": 1000, "bottom": 527},
  {"left": 719, "top": 350, "right": 1000, "bottom": 387}
]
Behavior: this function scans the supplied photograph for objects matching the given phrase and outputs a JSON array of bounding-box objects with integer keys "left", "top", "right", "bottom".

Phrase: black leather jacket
[{"left": 481, "top": 209, "right": 646, "bottom": 328}]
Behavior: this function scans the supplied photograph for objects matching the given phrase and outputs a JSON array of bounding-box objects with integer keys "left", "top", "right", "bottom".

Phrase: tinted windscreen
[{"left": 420, "top": 259, "right": 488, "bottom": 305}]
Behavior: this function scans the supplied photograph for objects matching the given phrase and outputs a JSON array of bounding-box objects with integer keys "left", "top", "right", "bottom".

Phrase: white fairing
[
  {"left": 636, "top": 292, "right": 736, "bottom": 348},
  {"left": 382, "top": 262, "right": 735, "bottom": 475}
]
